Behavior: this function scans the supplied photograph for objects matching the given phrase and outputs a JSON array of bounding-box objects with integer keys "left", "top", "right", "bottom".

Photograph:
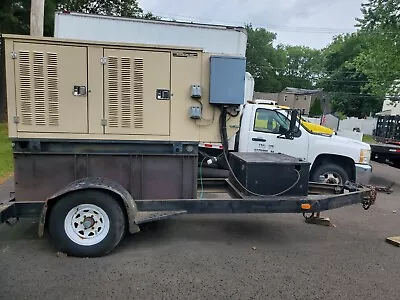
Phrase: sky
[{"left": 138, "top": 0, "right": 367, "bottom": 49}]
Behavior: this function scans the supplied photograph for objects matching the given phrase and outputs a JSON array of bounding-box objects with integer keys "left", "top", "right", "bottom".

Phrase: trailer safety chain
[
  {"left": 373, "top": 183, "right": 394, "bottom": 194},
  {"left": 344, "top": 179, "right": 394, "bottom": 210},
  {"left": 362, "top": 186, "right": 377, "bottom": 210},
  {"left": 361, "top": 182, "right": 395, "bottom": 210}
]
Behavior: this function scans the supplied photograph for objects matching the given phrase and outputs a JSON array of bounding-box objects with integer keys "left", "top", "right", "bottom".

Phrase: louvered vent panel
[
  {"left": 133, "top": 58, "right": 144, "bottom": 128},
  {"left": 108, "top": 56, "right": 119, "bottom": 128},
  {"left": 47, "top": 52, "right": 59, "bottom": 126},
  {"left": 33, "top": 52, "right": 46, "bottom": 125},
  {"left": 18, "top": 51, "right": 32, "bottom": 125},
  {"left": 18, "top": 51, "right": 60, "bottom": 127},
  {"left": 120, "top": 57, "right": 132, "bottom": 128}
]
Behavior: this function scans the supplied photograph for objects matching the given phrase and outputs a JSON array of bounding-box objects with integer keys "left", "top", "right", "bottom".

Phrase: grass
[
  {"left": 362, "top": 134, "right": 376, "bottom": 144},
  {"left": 0, "top": 123, "right": 13, "bottom": 182}
]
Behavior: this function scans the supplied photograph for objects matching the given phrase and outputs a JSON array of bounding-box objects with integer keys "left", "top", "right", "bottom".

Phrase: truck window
[{"left": 253, "top": 109, "right": 290, "bottom": 134}]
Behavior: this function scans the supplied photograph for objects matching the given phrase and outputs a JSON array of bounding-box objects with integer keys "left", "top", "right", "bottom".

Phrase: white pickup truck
[{"left": 201, "top": 100, "right": 372, "bottom": 185}]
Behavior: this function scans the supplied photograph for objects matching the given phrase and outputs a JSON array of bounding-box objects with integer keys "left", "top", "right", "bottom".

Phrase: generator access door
[
  {"left": 13, "top": 42, "right": 88, "bottom": 134},
  {"left": 103, "top": 49, "right": 171, "bottom": 136}
]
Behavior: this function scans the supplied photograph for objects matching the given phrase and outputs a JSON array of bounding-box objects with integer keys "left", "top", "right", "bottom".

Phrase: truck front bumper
[{"left": 355, "top": 163, "right": 372, "bottom": 185}]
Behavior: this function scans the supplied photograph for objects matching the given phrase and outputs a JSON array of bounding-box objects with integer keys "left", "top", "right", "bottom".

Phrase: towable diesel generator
[{"left": 0, "top": 32, "right": 376, "bottom": 257}]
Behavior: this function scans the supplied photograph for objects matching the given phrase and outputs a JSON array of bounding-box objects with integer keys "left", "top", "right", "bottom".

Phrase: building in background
[{"left": 254, "top": 87, "right": 331, "bottom": 116}]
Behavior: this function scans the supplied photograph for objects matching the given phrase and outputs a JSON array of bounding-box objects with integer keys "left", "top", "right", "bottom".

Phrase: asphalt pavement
[{"left": 1, "top": 162, "right": 400, "bottom": 299}]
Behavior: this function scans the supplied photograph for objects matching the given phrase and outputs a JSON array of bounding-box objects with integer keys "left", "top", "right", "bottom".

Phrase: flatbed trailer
[
  {"left": 0, "top": 173, "right": 376, "bottom": 257},
  {"left": 0, "top": 178, "right": 374, "bottom": 221}
]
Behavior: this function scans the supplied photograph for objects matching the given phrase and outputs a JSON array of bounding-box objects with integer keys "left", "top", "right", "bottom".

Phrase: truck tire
[
  {"left": 311, "top": 163, "right": 349, "bottom": 185},
  {"left": 48, "top": 190, "right": 126, "bottom": 257}
]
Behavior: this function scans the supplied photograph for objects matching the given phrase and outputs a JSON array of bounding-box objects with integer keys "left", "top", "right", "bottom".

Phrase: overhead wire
[{"left": 141, "top": 10, "right": 400, "bottom": 35}]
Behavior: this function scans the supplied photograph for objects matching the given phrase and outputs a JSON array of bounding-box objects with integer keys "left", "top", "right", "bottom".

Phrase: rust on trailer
[
  {"left": 12, "top": 139, "right": 198, "bottom": 202},
  {"left": 13, "top": 139, "right": 198, "bottom": 237}
]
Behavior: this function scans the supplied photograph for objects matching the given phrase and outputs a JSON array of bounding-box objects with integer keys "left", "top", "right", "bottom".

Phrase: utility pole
[{"left": 30, "top": 0, "right": 45, "bottom": 36}]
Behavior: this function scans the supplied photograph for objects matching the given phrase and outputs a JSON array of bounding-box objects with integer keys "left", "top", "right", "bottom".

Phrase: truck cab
[{"left": 229, "top": 102, "right": 372, "bottom": 185}]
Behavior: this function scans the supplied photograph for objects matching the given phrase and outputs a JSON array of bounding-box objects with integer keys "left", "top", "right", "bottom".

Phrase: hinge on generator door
[
  {"left": 101, "top": 119, "right": 107, "bottom": 126},
  {"left": 11, "top": 52, "right": 17, "bottom": 59},
  {"left": 100, "top": 57, "right": 107, "bottom": 65},
  {"left": 13, "top": 116, "right": 20, "bottom": 124}
]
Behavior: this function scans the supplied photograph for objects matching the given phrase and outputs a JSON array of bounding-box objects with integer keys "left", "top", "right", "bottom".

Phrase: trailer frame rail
[{"left": 0, "top": 180, "right": 375, "bottom": 226}]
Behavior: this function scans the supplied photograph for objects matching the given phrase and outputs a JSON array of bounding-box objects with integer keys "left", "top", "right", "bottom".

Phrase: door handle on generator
[{"left": 252, "top": 137, "right": 266, "bottom": 142}]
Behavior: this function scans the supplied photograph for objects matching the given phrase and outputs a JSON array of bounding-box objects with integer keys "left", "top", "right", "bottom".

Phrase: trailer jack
[{"left": 303, "top": 212, "right": 335, "bottom": 227}]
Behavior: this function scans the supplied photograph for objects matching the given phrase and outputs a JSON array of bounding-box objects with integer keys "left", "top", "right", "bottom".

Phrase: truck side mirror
[{"left": 286, "top": 109, "right": 298, "bottom": 140}]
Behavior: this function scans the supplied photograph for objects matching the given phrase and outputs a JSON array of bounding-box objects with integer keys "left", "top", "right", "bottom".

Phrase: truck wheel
[
  {"left": 311, "top": 163, "right": 349, "bottom": 185},
  {"left": 48, "top": 190, "right": 126, "bottom": 257}
]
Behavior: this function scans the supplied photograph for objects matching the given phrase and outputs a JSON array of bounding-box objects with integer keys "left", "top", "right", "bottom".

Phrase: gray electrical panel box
[{"left": 209, "top": 56, "right": 246, "bottom": 105}]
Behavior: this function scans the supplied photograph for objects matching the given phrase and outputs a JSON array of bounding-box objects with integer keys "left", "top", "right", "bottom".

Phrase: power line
[
  {"left": 145, "top": 10, "right": 400, "bottom": 35},
  {"left": 323, "top": 92, "right": 383, "bottom": 98},
  {"left": 267, "top": 67, "right": 400, "bottom": 75}
]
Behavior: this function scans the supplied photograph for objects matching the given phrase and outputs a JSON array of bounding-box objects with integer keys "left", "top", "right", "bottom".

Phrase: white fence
[
  {"left": 336, "top": 130, "right": 364, "bottom": 141},
  {"left": 338, "top": 117, "right": 377, "bottom": 135},
  {"left": 304, "top": 116, "right": 377, "bottom": 135}
]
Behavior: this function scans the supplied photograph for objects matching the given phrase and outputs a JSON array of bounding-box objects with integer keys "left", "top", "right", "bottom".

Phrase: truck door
[{"left": 247, "top": 108, "right": 309, "bottom": 161}]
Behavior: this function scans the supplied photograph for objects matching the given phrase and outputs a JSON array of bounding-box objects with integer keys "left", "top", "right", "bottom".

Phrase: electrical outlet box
[
  {"left": 191, "top": 85, "right": 202, "bottom": 98},
  {"left": 189, "top": 106, "right": 202, "bottom": 119},
  {"left": 209, "top": 56, "right": 246, "bottom": 105}
]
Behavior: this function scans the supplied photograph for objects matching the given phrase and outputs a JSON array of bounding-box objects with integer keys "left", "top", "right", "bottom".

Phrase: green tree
[
  {"left": 245, "top": 27, "right": 325, "bottom": 93},
  {"left": 55, "top": 0, "right": 158, "bottom": 19},
  {"left": 318, "top": 33, "right": 383, "bottom": 117},
  {"left": 309, "top": 98, "right": 323, "bottom": 117},
  {"left": 276, "top": 45, "right": 324, "bottom": 90},
  {"left": 0, "top": 0, "right": 54, "bottom": 35},
  {"left": 353, "top": 0, "right": 400, "bottom": 97},
  {"left": 245, "top": 24, "right": 285, "bottom": 92}
]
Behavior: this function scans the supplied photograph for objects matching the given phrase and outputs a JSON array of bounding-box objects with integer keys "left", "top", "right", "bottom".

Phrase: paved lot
[{"left": 1, "top": 162, "right": 400, "bottom": 299}]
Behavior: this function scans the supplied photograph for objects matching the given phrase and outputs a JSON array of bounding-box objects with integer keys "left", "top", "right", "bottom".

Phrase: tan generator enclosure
[{"left": 2, "top": 34, "right": 243, "bottom": 143}]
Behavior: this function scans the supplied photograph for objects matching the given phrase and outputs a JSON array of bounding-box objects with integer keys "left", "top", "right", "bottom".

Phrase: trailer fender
[{"left": 38, "top": 177, "right": 140, "bottom": 237}]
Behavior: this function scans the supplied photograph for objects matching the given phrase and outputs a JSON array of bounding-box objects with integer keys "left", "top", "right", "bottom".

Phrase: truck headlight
[{"left": 359, "top": 149, "right": 371, "bottom": 164}]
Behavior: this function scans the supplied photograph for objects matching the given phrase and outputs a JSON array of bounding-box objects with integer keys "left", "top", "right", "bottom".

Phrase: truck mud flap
[{"left": 135, "top": 210, "right": 187, "bottom": 225}]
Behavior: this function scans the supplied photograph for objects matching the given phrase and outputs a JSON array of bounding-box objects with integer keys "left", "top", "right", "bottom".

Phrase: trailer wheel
[
  {"left": 48, "top": 190, "right": 126, "bottom": 257},
  {"left": 311, "top": 163, "right": 349, "bottom": 185}
]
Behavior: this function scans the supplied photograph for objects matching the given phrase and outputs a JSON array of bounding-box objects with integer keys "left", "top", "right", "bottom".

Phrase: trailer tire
[
  {"left": 311, "top": 163, "right": 349, "bottom": 185},
  {"left": 48, "top": 190, "right": 126, "bottom": 257}
]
